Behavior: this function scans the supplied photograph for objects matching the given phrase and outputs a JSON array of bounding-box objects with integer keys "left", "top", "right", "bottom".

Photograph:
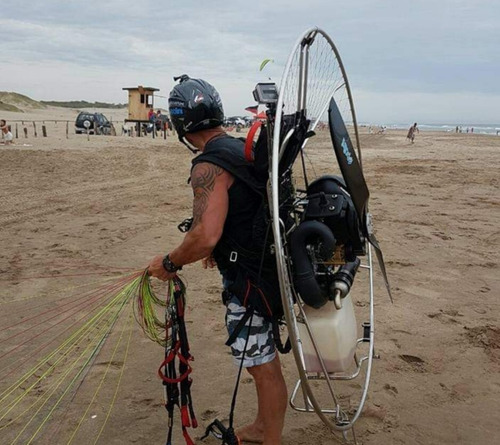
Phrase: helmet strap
[{"left": 180, "top": 137, "right": 199, "bottom": 154}]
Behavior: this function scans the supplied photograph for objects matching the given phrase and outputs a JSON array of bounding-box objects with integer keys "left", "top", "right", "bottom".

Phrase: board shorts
[
  {"left": 225, "top": 294, "right": 276, "bottom": 368},
  {"left": 3, "top": 132, "right": 13, "bottom": 142}
]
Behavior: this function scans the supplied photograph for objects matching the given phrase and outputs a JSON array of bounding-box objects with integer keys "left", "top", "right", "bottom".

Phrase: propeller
[{"left": 328, "top": 97, "right": 393, "bottom": 302}]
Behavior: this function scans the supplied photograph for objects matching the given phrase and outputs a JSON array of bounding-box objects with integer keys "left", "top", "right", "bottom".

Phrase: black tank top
[
  {"left": 191, "top": 135, "right": 263, "bottom": 266},
  {"left": 191, "top": 134, "right": 281, "bottom": 317}
]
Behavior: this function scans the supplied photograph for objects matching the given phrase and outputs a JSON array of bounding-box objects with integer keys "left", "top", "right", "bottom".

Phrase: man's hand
[
  {"left": 148, "top": 255, "right": 177, "bottom": 281},
  {"left": 202, "top": 254, "right": 217, "bottom": 269}
]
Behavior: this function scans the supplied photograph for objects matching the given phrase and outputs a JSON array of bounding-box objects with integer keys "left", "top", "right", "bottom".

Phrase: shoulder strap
[
  {"left": 192, "top": 136, "right": 264, "bottom": 196},
  {"left": 245, "top": 121, "right": 262, "bottom": 162}
]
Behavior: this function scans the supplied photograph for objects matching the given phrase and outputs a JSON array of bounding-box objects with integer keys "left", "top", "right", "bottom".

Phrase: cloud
[
  {"left": 355, "top": 90, "right": 500, "bottom": 125},
  {"left": 1, "top": 0, "right": 499, "bottom": 120}
]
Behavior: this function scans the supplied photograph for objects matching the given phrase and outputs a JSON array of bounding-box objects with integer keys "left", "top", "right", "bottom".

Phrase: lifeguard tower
[{"left": 122, "top": 85, "right": 160, "bottom": 136}]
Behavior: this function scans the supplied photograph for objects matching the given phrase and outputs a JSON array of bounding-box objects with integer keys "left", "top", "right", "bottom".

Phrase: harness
[
  {"left": 158, "top": 277, "right": 197, "bottom": 445},
  {"left": 192, "top": 135, "right": 281, "bottom": 317}
]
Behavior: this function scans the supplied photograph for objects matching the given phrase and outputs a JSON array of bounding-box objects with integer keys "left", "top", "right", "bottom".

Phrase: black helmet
[{"left": 168, "top": 75, "right": 224, "bottom": 139}]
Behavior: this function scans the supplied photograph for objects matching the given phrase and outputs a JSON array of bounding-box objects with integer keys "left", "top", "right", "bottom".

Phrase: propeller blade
[
  {"left": 328, "top": 97, "right": 369, "bottom": 228},
  {"left": 329, "top": 97, "right": 393, "bottom": 302}
]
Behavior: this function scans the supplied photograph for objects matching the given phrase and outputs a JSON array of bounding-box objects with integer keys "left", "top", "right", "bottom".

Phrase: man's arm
[
  {"left": 170, "top": 162, "right": 232, "bottom": 263},
  {"left": 148, "top": 162, "right": 233, "bottom": 280}
]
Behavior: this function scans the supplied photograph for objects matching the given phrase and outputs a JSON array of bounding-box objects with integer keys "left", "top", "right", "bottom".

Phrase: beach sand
[{"left": 0, "top": 107, "right": 499, "bottom": 444}]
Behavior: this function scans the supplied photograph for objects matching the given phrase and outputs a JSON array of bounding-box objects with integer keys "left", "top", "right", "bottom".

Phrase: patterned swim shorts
[{"left": 225, "top": 295, "right": 276, "bottom": 368}]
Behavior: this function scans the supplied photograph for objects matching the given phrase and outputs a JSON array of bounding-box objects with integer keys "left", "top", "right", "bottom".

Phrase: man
[
  {"left": 155, "top": 109, "right": 163, "bottom": 133},
  {"left": 1, "top": 119, "right": 14, "bottom": 145},
  {"left": 148, "top": 76, "right": 287, "bottom": 444},
  {"left": 406, "top": 122, "right": 419, "bottom": 143}
]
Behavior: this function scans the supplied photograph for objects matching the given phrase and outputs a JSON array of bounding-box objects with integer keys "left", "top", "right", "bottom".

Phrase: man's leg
[
  {"left": 225, "top": 296, "right": 287, "bottom": 443},
  {"left": 236, "top": 355, "right": 287, "bottom": 444}
]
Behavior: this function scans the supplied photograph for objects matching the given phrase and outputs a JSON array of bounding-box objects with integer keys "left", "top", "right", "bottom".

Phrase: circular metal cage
[{"left": 268, "top": 28, "right": 377, "bottom": 439}]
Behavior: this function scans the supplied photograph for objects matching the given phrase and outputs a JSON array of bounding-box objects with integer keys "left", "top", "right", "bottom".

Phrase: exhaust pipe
[{"left": 290, "top": 221, "right": 335, "bottom": 309}]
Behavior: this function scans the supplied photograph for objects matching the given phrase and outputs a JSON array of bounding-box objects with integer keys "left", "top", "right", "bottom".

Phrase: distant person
[
  {"left": 406, "top": 122, "right": 419, "bottom": 143},
  {"left": 155, "top": 110, "right": 163, "bottom": 132},
  {"left": 147, "top": 108, "right": 155, "bottom": 122},
  {"left": 0, "top": 119, "right": 13, "bottom": 145},
  {"left": 471, "top": 127, "right": 474, "bottom": 133},
  {"left": 455, "top": 126, "right": 459, "bottom": 133},
  {"left": 164, "top": 116, "right": 172, "bottom": 135}
]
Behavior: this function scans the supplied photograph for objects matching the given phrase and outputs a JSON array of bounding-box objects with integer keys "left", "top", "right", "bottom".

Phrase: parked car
[{"left": 75, "top": 112, "right": 112, "bottom": 135}]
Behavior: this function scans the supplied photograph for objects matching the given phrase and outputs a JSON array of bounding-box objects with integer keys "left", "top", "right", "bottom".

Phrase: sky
[{"left": 1, "top": 0, "right": 499, "bottom": 124}]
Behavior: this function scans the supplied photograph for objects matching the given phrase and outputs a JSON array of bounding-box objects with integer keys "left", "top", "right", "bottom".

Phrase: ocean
[{"left": 361, "top": 123, "right": 500, "bottom": 135}]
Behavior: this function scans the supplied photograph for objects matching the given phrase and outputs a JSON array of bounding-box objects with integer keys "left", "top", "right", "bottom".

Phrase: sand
[{"left": 0, "top": 107, "right": 499, "bottom": 444}]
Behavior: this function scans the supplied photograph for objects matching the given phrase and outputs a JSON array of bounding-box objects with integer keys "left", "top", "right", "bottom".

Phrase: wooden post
[
  {"left": 15, "top": 123, "right": 18, "bottom": 139},
  {"left": 136, "top": 122, "right": 141, "bottom": 137},
  {"left": 23, "top": 127, "right": 28, "bottom": 138},
  {"left": 42, "top": 125, "right": 47, "bottom": 137},
  {"left": 66, "top": 121, "right": 69, "bottom": 139},
  {"left": 33, "top": 121, "right": 37, "bottom": 137}
]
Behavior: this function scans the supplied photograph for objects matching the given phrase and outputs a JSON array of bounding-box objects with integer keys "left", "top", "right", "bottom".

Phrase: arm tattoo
[{"left": 191, "top": 163, "right": 223, "bottom": 228}]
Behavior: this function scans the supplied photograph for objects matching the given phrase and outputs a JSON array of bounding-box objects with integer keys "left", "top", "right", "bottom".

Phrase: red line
[
  {"left": 11, "top": 271, "right": 135, "bottom": 280},
  {"left": 0, "top": 272, "right": 138, "bottom": 333},
  {"left": 0, "top": 271, "right": 138, "bottom": 322},
  {"left": 0, "top": 267, "right": 140, "bottom": 282},
  {"left": 0, "top": 288, "right": 119, "bottom": 381},
  {"left": 0, "top": 276, "right": 138, "bottom": 359},
  {"left": 0, "top": 281, "right": 110, "bottom": 319}
]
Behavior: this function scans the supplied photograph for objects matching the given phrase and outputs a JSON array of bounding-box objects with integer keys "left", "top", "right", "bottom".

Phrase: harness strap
[
  {"left": 175, "top": 281, "right": 198, "bottom": 431},
  {"left": 187, "top": 386, "right": 197, "bottom": 428},
  {"left": 224, "top": 305, "right": 253, "bottom": 347},
  {"left": 162, "top": 278, "right": 197, "bottom": 445},
  {"left": 164, "top": 326, "right": 179, "bottom": 445},
  {"left": 244, "top": 121, "right": 262, "bottom": 162},
  {"left": 158, "top": 341, "right": 193, "bottom": 384},
  {"left": 272, "top": 320, "right": 292, "bottom": 354},
  {"left": 181, "top": 426, "right": 195, "bottom": 445}
]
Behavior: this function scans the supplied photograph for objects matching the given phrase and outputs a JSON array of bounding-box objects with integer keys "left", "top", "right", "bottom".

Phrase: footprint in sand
[
  {"left": 432, "top": 231, "right": 453, "bottom": 240},
  {"left": 383, "top": 383, "right": 398, "bottom": 395},
  {"left": 200, "top": 409, "right": 219, "bottom": 421},
  {"left": 463, "top": 325, "right": 500, "bottom": 357},
  {"left": 427, "top": 309, "right": 463, "bottom": 324},
  {"left": 399, "top": 354, "right": 427, "bottom": 372}
]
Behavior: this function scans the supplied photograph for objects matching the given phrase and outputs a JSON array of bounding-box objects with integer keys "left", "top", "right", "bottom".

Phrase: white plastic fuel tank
[{"left": 298, "top": 295, "right": 358, "bottom": 373}]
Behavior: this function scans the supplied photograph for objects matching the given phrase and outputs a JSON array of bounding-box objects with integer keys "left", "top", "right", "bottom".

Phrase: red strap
[
  {"left": 244, "top": 121, "right": 262, "bottom": 162},
  {"left": 182, "top": 427, "right": 195, "bottom": 445},
  {"left": 243, "top": 279, "right": 251, "bottom": 307},
  {"left": 180, "top": 405, "right": 191, "bottom": 427},
  {"left": 157, "top": 341, "right": 193, "bottom": 384},
  {"left": 158, "top": 356, "right": 192, "bottom": 384},
  {"left": 191, "top": 416, "right": 198, "bottom": 429}
]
